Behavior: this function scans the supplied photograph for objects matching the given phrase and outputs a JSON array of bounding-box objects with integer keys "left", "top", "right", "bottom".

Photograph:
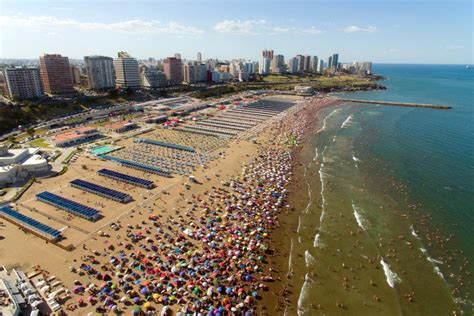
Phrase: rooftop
[{"left": 51, "top": 127, "right": 98, "bottom": 143}]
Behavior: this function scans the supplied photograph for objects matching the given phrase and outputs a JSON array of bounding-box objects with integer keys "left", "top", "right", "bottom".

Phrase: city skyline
[{"left": 0, "top": 0, "right": 472, "bottom": 64}]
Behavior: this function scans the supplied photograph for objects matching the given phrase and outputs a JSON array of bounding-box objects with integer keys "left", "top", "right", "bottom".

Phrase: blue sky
[{"left": 0, "top": 0, "right": 472, "bottom": 64}]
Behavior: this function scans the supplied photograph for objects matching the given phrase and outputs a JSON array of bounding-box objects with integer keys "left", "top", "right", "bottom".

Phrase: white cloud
[
  {"left": 214, "top": 19, "right": 323, "bottom": 35},
  {"left": 344, "top": 25, "right": 377, "bottom": 33},
  {"left": 0, "top": 15, "right": 204, "bottom": 36}
]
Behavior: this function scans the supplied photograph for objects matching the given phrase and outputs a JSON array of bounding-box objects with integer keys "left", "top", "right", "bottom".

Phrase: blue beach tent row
[
  {"left": 36, "top": 191, "right": 100, "bottom": 221},
  {"left": 100, "top": 155, "right": 171, "bottom": 177},
  {"left": 97, "top": 169, "right": 154, "bottom": 189},
  {"left": 134, "top": 138, "right": 196, "bottom": 153},
  {"left": 70, "top": 179, "right": 132, "bottom": 203},
  {"left": 0, "top": 206, "right": 62, "bottom": 240}
]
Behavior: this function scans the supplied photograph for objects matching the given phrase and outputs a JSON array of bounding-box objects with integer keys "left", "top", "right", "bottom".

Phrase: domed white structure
[{"left": 0, "top": 145, "right": 49, "bottom": 186}]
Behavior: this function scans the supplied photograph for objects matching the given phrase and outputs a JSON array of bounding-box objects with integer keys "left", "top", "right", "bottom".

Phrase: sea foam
[
  {"left": 313, "top": 233, "right": 321, "bottom": 248},
  {"left": 341, "top": 114, "right": 353, "bottom": 128},
  {"left": 420, "top": 247, "right": 445, "bottom": 279},
  {"left": 317, "top": 108, "right": 340, "bottom": 133},
  {"left": 380, "top": 258, "right": 401, "bottom": 288},
  {"left": 305, "top": 250, "right": 316, "bottom": 267},
  {"left": 287, "top": 238, "right": 294, "bottom": 277},
  {"left": 410, "top": 225, "right": 420, "bottom": 239},
  {"left": 297, "top": 273, "right": 311, "bottom": 316},
  {"left": 352, "top": 201, "right": 368, "bottom": 230}
]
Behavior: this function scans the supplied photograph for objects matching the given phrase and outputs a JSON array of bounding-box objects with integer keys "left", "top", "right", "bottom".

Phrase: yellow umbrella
[{"left": 143, "top": 301, "right": 152, "bottom": 309}]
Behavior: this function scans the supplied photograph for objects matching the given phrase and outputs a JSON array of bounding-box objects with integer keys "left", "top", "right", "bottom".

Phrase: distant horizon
[{"left": 0, "top": 0, "right": 472, "bottom": 64}]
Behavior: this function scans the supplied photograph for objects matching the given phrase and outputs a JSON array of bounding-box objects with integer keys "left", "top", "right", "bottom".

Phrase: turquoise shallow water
[
  {"left": 340, "top": 64, "right": 474, "bottom": 257},
  {"left": 337, "top": 64, "right": 474, "bottom": 309},
  {"left": 289, "top": 64, "right": 473, "bottom": 315}
]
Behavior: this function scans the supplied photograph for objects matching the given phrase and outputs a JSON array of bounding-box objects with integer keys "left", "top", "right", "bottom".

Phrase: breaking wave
[
  {"left": 341, "top": 114, "right": 354, "bottom": 128},
  {"left": 380, "top": 258, "right": 401, "bottom": 288},
  {"left": 352, "top": 201, "right": 368, "bottom": 230},
  {"left": 305, "top": 250, "right": 316, "bottom": 267},
  {"left": 297, "top": 273, "right": 311, "bottom": 316}
]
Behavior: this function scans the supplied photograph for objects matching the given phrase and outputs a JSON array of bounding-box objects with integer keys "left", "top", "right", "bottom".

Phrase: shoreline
[
  {"left": 0, "top": 95, "right": 343, "bottom": 315},
  {"left": 258, "top": 99, "right": 338, "bottom": 315},
  {"left": 261, "top": 96, "right": 464, "bottom": 315}
]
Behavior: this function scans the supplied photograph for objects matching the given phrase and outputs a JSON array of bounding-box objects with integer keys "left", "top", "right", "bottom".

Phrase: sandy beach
[{"left": 0, "top": 95, "right": 343, "bottom": 315}]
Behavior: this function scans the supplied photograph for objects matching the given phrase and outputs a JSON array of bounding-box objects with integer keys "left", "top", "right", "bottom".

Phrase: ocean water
[{"left": 286, "top": 64, "right": 474, "bottom": 315}]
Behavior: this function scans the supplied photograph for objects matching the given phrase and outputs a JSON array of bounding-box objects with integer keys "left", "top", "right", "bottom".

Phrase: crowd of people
[{"left": 68, "top": 97, "right": 333, "bottom": 315}]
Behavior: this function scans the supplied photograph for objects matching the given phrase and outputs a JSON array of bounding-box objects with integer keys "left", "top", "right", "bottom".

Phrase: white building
[
  {"left": 140, "top": 66, "right": 167, "bottom": 89},
  {"left": 84, "top": 56, "right": 115, "bottom": 90},
  {"left": 113, "top": 52, "right": 140, "bottom": 89},
  {"left": 197, "top": 52, "right": 202, "bottom": 63},
  {"left": 3, "top": 68, "right": 43, "bottom": 100},
  {"left": 317, "top": 59, "right": 324, "bottom": 72},
  {"left": 259, "top": 56, "right": 271, "bottom": 74},
  {"left": 0, "top": 145, "right": 49, "bottom": 185}
]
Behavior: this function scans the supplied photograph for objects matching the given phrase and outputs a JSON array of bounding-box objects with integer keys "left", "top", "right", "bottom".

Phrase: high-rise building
[
  {"left": 140, "top": 66, "right": 168, "bottom": 89},
  {"left": 174, "top": 53, "right": 182, "bottom": 60},
  {"left": 270, "top": 55, "right": 285, "bottom": 73},
  {"left": 304, "top": 55, "right": 311, "bottom": 72},
  {"left": 84, "top": 56, "right": 115, "bottom": 90},
  {"left": 243, "top": 61, "right": 255, "bottom": 74},
  {"left": 3, "top": 68, "right": 43, "bottom": 100},
  {"left": 310, "top": 56, "right": 319, "bottom": 72},
  {"left": 39, "top": 54, "right": 74, "bottom": 94},
  {"left": 327, "top": 56, "right": 333, "bottom": 69},
  {"left": 317, "top": 59, "right": 324, "bottom": 72},
  {"left": 296, "top": 55, "right": 305, "bottom": 73},
  {"left": 183, "top": 62, "right": 197, "bottom": 84},
  {"left": 197, "top": 63, "right": 208, "bottom": 82},
  {"left": 259, "top": 56, "right": 271, "bottom": 74},
  {"left": 163, "top": 57, "right": 183, "bottom": 85},
  {"left": 70, "top": 65, "right": 81, "bottom": 84},
  {"left": 197, "top": 52, "right": 202, "bottom": 63},
  {"left": 113, "top": 52, "right": 140, "bottom": 89},
  {"left": 332, "top": 53, "right": 339, "bottom": 69},
  {"left": 262, "top": 49, "right": 274, "bottom": 60},
  {"left": 288, "top": 57, "right": 298, "bottom": 73}
]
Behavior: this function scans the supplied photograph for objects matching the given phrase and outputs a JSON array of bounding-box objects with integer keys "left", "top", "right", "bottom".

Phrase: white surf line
[
  {"left": 419, "top": 247, "right": 445, "bottom": 279},
  {"left": 380, "top": 258, "right": 401, "bottom": 288},
  {"left": 297, "top": 215, "right": 302, "bottom": 233},
  {"left": 341, "top": 114, "right": 353, "bottom": 128},
  {"left": 303, "top": 165, "right": 312, "bottom": 214},
  {"left": 287, "top": 238, "right": 294, "bottom": 278},
  {"left": 351, "top": 201, "right": 368, "bottom": 230},
  {"left": 305, "top": 250, "right": 315, "bottom": 268},
  {"left": 313, "top": 147, "right": 319, "bottom": 162},
  {"left": 313, "top": 146, "right": 328, "bottom": 249},
  {"left": 313, "top": 233, "right": 321, "bottom": 248},
  {"left": 410, "top": 225, "right": 420, "bottom": 239},
  {"left": 316, "top": 108, "right": 340, "bottom": 133},
  {"left": 297, "top": 273, "right": 311, "bottom": 316}
]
